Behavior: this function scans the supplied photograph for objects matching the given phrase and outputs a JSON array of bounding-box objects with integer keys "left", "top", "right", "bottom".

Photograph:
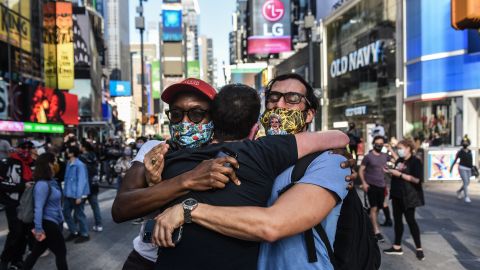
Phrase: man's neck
[{"left": 69, "top": 157, "right": 76, "bottom": 163}]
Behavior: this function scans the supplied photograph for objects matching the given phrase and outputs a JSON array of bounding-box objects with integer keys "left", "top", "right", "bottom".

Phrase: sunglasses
[
  {"left": 166, "top": 108, "right": 209, "bottom": 124},
  {"left": 266, "top": 91, "right": 311, "bottom": 106}
]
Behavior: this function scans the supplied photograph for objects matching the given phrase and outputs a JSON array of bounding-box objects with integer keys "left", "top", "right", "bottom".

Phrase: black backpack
[{"left": 285, "top": 152, "right": 381, "bottom": 270}]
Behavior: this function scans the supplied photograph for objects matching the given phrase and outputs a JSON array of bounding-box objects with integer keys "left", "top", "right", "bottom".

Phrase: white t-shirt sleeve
[{"left": 132, "top": 140, "right": 164, "bottom": 164}]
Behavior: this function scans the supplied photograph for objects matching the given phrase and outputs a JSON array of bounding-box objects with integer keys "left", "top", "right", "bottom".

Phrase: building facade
[{"left": 105, "top": 0, "right": 130, "bottom": 81}]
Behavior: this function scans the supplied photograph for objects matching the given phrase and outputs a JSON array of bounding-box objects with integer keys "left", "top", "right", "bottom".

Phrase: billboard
[
  {"left": 43, "top": 2, "right": 57, "bottom": 88},
  {"left": 29, "top": 86, "right": 79, "bottom": 125},
  {"left": 0, "top": 4, "right": 31, "bottom": 52},
  {"left": 110, "top": 81, "right": 132, "bottom": 97},
  {"left": 248, "top": 0, "right": 291, "bottom": 54},
  {"left": 187, "top": 61, "right": 200, "bottom": 79},
  {"left": 162, "top": 9, "right": 182, "bottom": 41},
  {"left": 151, "top": 60, "right": 161, "bottom": 99},
  {"left": 56, "top": 2, "right": 75, "bottom": 89},
  {"left": 427, "top": 149, "right": 477, "bottom": 181},
  {"left": 163, "top": 0, "right": 181, "bottom": 3}
]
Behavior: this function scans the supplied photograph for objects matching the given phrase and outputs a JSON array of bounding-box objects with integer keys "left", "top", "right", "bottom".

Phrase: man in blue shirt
[{"left": 153, "top": 74, "right": 350, "bottom": 269}]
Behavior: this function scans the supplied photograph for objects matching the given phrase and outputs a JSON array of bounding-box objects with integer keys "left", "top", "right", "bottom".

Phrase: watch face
[{"left": 184, "top": 199, "right": 197, "bottom": 207}]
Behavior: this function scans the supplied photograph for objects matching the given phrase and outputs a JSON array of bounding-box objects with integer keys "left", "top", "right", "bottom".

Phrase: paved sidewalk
[{"left": 0, "top": 182, "right": 478, "bottom": 269}]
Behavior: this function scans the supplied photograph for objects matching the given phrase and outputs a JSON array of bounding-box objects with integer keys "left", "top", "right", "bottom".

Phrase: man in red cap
[{"left": 113, "top": 78, "right": 239, "bottom": 270}]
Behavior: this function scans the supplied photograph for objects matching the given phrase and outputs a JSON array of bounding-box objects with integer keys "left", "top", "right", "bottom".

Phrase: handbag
[{"left": 472, "top": 166, "right": 479, "bottom": 177}]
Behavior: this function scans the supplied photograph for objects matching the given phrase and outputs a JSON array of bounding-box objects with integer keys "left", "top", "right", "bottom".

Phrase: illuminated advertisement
[
  {"left": 187, "top": 60, "right": 200, "bottom": 79},
  {"left": 162, "top": 9, "right": 182, "bottom": 41},
  {"left": 110, "top": 81, "right": 132, "bottom": 97},
  {"left": 0, "top": 120, "right": 64, "bottom": 134},
  {"left": 248, "top": 0, "right": 291, "bottom": 54},
  {"left": 56, "top": 2, "right": 75, "bottom": 89},
  {"left": 151, "top": 61, "right": 161, "bottom": 99},
  {"left": 43, "top": 2, "right": 58, "bottom": 88},
  {"left": 163, "top": 0, "right": 181, "bottom": 3},
  {"left": 30, "top": 86, "right": 79, "bottom": 125},
  {"left": 0, "top": 4, "right": 31, "bottom": 52},
  {"left": 0, "top": 80, "right": 7, "bottom": 119},
  {"left": 427, "top": 149, "right": 477, "bottom": 181}
]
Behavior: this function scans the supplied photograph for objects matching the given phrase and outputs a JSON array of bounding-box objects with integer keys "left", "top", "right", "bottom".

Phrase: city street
[{"left": 1, "top": 182, "right": 478, "bottom": 270}]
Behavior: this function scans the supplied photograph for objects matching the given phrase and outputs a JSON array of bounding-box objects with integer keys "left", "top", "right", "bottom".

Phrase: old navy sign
[{"left": 330, "top": 41, "right": 382, "bottom": 78}]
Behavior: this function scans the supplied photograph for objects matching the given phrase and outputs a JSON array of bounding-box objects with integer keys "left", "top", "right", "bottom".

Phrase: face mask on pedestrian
[
  {"left": 136, "top": 143, "right": 143, "bottom": 150},
  {"left": 397, "top": 148, "right": 406, "bottom": 158},
  {"left": 462, "top": 143, "right": 469, "bottom": 148},
  {"left": 373, "top": 144, "right": 383, "bottom": 152},
  {"left": 169, "top": 121, "right": 214, "bottom": 149},
  {"left": 260, "top": 108, "right": 307, "bottom": 135}
]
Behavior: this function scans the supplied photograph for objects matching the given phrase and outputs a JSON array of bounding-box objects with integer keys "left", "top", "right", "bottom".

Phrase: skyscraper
[{"left": 105, "top": 0, "right": 130, "bottom": 81}]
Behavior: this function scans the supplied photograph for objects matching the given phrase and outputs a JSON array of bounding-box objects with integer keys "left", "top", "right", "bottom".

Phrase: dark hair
[
  {"left": 373, "top": 135, "right": 385, "bottom": 144},
  {"left": 33, "top": 152, "right": 56, "bottom": 181},
  {"left": 67, "top": 145, "right": 80, "bottom": 157},
  {"left": 212, "top": 84, "right": 260, "bottom": 141},
  {"left": 80, "top": 140, "right": 94, "bottom": 152},
  {"left": 265, "top": 73, "right": 319, "bottom": 111}
]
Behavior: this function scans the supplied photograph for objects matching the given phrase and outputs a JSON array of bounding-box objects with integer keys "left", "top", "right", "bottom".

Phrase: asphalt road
[{"left": 0, "top": 182, "right": 479, "bottom": 270}]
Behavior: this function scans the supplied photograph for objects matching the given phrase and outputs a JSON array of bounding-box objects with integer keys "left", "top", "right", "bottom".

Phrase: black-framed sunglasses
[
  {"left": 266, "top": 91, "right": 311, "bottom": 106},
  {"left": 166, "top": 108, "right": 209, "bottom": 124}
]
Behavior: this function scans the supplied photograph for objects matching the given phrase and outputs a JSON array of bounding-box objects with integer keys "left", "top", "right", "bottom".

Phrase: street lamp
[{"left": 136, "top": 0, "right": 147, "bottom": 136}]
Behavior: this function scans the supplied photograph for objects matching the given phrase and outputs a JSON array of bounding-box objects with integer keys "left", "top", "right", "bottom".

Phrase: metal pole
[{"left": 139, "top": 0, "right": 146, "bottom": 136}]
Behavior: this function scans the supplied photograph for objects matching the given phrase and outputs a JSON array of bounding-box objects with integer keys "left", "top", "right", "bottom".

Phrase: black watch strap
[{"left": 184, "top": 208, "right": 192, "bottom": 223}]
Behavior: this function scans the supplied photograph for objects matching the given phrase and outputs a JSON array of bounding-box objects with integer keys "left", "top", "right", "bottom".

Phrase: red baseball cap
[{"left": 161, "top": 78, "right": 217, "bottom": 104}]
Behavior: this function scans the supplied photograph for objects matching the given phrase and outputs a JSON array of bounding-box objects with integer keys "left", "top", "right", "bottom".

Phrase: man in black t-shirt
[{"left": 152, "top": 84, "right": 349, "bottom": 270}]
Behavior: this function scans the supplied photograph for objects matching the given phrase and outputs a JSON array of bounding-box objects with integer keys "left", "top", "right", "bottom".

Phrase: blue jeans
[
  {"left": 63, "top": 198, "right": 89, "bottom": 236},
  {"left": 87, "top": 193, "right": 103, "bottom": 226},
  {"left": 458, "top": 166, "right": 472, "bottom": 198}
]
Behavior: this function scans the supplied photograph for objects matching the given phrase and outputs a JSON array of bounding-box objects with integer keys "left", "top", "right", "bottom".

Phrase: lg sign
[{"left": 262, "top": 0, "right": 285, "bottom": 36}]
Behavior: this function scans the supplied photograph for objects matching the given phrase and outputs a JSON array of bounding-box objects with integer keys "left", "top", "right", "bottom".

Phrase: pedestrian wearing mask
[
  {"left": 23, "top": 153, "right": 68, "bottom": 270},
  {"left": 347, "top": 122, "right": 361, "bottom": 159},
  {"left": 359, "top": 135, "right": 390, "bottom": 242},
  {"left": 451, "top": 137, "right": 474, "bottom": 203},
  {"left": 383, "top": 139, "right": 425, "bottom": 261},
  {"left": 114, "top": 147, "right": 133, "bottom": 189}
]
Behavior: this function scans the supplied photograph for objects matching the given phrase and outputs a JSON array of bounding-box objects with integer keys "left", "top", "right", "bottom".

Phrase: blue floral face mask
[{"left": 169, "top": 121, "right": 214, "bottom": 149}]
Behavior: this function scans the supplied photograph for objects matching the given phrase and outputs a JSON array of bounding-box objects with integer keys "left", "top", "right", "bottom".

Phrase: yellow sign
[
  {"left": 56, "top": 2, "right": 74, "bottom": 90},
  {"left": 0, "top": 4, "right": 31, "bottom": 52},
  {"left": 43, "top": 2, "right": 57, "bottom": 88}
]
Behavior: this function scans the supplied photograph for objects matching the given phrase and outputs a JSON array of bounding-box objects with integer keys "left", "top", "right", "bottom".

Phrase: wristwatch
[{"left": 182, "top": 198, "right": 198, "bottom": 223}]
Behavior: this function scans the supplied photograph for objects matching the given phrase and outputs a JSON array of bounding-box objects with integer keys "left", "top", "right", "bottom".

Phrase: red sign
[
  {"left": 29, "top": 86, "right": 79, "bottom": 125},
  {"left": 247, "top": 36, "right": 291, "bottom": 54},
  {"left": 262, "top": 0, "right": 285, "bottom": 22}
]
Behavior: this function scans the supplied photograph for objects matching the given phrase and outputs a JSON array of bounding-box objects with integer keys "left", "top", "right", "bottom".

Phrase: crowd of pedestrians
[{"left": 0, "top": 134, "right": 142, "bottom": 269}]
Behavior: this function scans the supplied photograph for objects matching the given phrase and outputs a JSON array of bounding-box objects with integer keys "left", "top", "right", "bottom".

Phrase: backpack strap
[{"left": 313, "top": 224, "right": 336, "bottom": 268}]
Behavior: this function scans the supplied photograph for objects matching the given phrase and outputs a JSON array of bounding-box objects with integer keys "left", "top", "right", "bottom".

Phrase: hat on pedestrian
[
  {"left": 16, "top": 139, "right": 34, "bottom": 149},
  {"left": 161, "top": 78, "right": 217, "bottom": 105}
]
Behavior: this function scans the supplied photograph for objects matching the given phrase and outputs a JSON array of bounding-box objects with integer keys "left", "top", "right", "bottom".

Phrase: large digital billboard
[
  {"left": 151, "top": 61, "right": 161, "bottom": 99},
  {"left": 162, "top": 9, "right": 182, "bottom": 41},
  {"left": 187, "top": 60, "right": 200, "bottom": 79},
  {"left": 29, "top": 86, "right": 79, "bottom": 125},
  {"left": 110, "top": 81, "right": 132, "bottom": 97},
  {"left": 248, "top": 0, "right": 291, "bottom": 54}
]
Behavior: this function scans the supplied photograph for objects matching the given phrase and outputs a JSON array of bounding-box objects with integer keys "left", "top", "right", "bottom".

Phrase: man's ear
[
  {"left": 247, "top": 123, "right": 260, "bottom": 140},
  {"left": 305, "top": 109, "right": 315, "bottom": 124}
]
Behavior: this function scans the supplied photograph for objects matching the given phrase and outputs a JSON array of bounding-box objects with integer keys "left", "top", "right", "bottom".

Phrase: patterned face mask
[
  {"left": 260, "top": 108, "right": 307, "bottom": 135},
  {"left": 169, "top": 121, "right": 214, "bottom": 149}
]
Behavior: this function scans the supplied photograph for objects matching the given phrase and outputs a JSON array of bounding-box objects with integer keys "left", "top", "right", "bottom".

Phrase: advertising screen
[
  {"left": 29, "top": 86, "right": 79, "bottom": 125},
  {"left": 56, "top": 1, "right": 75, "bottom": 89},
  {"left": 162, "top": 9, "right": 182, "bottom": 41},
  {"left": 0, "top": 81, "right": 7, "bottom": 119},
  {"left": 248, "top": 0, "right": 291, "bottom": 54},
  {"left": 427, "top": 149, "right": 477, "bottom": 181},
  {"left": 110, "top": 81, "right": 132, "bottom": 97},
  {"left": 151, "top": 61, "right": 161, "bottom": 99},
  {"left": 187, "top": 61, "right": 200, "bottom": 79}
]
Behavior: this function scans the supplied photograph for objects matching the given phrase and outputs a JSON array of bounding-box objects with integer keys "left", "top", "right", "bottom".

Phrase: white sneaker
[
  {"left": 465, "top": 197, "right": 471, "bottom": 203},
  {"left": 92, "top": 225, "right": 103, "bottom": 232},
  {"left": 456, "top": 190, "right": 463, "bottom": 200}
]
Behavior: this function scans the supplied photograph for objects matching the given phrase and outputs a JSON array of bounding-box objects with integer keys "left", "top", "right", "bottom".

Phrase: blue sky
[{"left": 129, "top": 0, "right": 236, "bottom": 85}]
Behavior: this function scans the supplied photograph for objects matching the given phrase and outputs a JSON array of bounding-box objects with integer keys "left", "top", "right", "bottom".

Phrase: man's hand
[
  {"left": 182, "top": 157, "right": 241, "bottom": 191},
  {"left": 331, "top": 148, "right": 357, "bottom": 189},
  {"left": 362, "top": 182, "right": 370, "bottom": 193},
  {"left": 152, "top": 204, "right": 184, "bottom": 247},
  {"left": 31, "top": 229, "right": 46, "bottom": 242},
  {"left": 144, "top": 143, "right": 169, "bottom": 186},
  {"left": 75, "top": 198, "right": 82, "bottom": 205}
]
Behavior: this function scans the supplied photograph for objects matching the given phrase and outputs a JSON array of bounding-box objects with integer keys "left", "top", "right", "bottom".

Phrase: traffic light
[{"left": 452, "top": 0, "right": 480, "bottom": 30}]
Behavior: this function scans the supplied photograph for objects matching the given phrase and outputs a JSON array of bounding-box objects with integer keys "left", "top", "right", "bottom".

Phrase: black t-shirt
[
  {"left": 456, "top": 149, "right": 473, "bottom": 168},
  {"left": 390, "top": 156, "right": 423, "bottom": 199},
  {"left": 156, "top": 135, "right": 298, "bottom": 270}
]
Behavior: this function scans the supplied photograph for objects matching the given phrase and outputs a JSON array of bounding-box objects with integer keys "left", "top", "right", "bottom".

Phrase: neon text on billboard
[
  {"left": 0, "top": 121, "right": 64, "bottom": 134},
  {"left": 330, "top": 41, "right": 382, "bottom": 78}
]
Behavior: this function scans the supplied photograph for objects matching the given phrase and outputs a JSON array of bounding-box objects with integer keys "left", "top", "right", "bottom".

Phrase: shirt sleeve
[
  {"left": 410, "top": 158, "right": 423, "bottom": 182},
  {"left": 33, "top": 182, "right": 49, "bottom": 232},
  {"left": 297, "top": 152, "right": 350, "bottom": 203},
  {"left": 251, "top": 135, "right": 298, "bottom": 178},
  {"left": 132, "top": 140, "right": 164, "bottom": 164},
  {"left": 361, "top": 154, "right": 369, "bottom": 166}
]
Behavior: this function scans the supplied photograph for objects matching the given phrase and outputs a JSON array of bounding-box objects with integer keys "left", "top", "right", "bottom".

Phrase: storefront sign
[
  {"left": 0, "top": 4, "right": 31, "bottom": 52},
  {"left": 330, "top": 40, "right": 382, "bottom": 78},
  {"left": 345, "top": 106, "right": 367, "bottom": 116},
  {"left": 0, "top": 81, "right": 7, "bottom": 119},
  {"left": 24, "top": 122, "right": 64, "bottom": 133},
  {"left": 248, "top": 0, "right": 291, "bottom": 54}
]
